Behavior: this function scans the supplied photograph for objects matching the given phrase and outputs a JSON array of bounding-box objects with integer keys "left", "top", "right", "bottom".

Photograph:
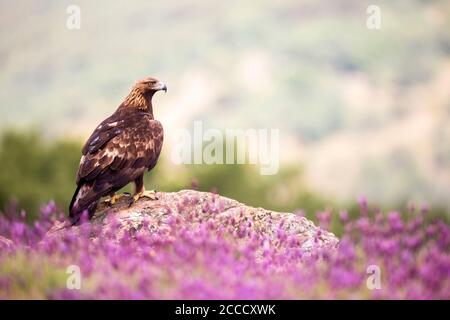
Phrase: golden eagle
[{"left": 69, "top": 77, "right": 166, "bottom": 224}]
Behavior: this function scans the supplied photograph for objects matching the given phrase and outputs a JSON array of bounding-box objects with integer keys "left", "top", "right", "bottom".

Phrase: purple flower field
[{"left": 0, "top": 196, "right": 449, "bottom": 299}]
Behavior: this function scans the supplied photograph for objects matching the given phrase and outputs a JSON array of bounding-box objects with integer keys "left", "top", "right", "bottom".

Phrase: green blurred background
[{"left": 0, "top": 0, "right": 449, "bottom": 221}]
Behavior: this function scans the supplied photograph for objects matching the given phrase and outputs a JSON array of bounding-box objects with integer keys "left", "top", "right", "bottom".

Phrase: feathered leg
[{"left": 129, "top": 174, "right": 158, "bottom": 206}]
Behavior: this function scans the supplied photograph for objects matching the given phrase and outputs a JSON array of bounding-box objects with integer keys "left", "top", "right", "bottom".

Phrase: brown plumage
[{"left": 69, "top": 76, "right": 166, "bottom": 224}]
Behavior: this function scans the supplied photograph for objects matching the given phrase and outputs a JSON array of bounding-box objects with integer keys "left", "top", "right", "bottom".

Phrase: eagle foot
[
  {"left": 103, "top": 193, "right": 128, "bottom": 206},
  {"left": 129, "top": 190, "right": 158, "bottom": 207}
]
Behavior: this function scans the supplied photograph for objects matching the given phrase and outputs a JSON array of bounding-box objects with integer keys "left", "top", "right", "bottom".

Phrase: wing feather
[{"left": 76, "top": 113, "right": 163, "bottom": 191}]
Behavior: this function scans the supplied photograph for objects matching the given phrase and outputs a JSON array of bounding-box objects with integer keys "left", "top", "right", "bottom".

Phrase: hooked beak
[{"left": 157, "top": 82, "right": 167, "bottom": 93}]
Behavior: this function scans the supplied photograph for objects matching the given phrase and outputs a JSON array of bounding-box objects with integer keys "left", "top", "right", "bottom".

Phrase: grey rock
[{"left": 46, "top": 189, "right": 339, "bottom": 252}]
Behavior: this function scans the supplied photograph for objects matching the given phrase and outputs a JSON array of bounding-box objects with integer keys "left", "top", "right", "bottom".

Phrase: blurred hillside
[{"left": 1, "top": 0, "right": 450, "bottom": 210}]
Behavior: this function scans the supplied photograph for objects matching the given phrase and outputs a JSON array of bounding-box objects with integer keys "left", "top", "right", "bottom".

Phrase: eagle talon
[
  {"left": 141, "top": 190, "right": 158, "bottom": 200},
  {"left": 129, "top": 190, "right": 158, "bottom": 207},
  {"left": 102, "top": 193, "right": 125, "bottom": 206}
]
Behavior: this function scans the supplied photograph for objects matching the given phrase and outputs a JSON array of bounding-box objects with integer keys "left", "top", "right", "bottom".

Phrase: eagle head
[
  {"left": 120, "top": 76, "right": 167, "bottom": 113},
  {"left": 134, "top": 76, "right": 167, "bottom": 94}
]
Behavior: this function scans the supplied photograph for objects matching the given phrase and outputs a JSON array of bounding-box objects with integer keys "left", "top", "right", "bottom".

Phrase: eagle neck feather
[{"left": 118, "top": 88, "right": 154, "bottom": 118}]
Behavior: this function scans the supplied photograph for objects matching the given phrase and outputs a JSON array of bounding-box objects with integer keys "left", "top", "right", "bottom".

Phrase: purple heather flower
[
  {"left": 339, "top": 210, "right": 349, "bottom": 223},
  {"left": 316, "top": 210, "right": 331, "bottom": 229},
  {"left": 407, "top": 202, "right": 416, "bottom": 214},
  {"left": 387, "top": 211, "right": 404, "bottom": 232},
  {"left": 357, "top": 195, "right": 368, "bottom": 215},
  {"left": 294, "top": 209, "right": 305, "bottom": 217},
  {"left": 1, "top": 199, "right": 449, "bottom": 299}
]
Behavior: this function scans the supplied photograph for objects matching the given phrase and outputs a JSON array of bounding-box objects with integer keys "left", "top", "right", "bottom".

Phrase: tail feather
[
  {"left": 69, "top": 184, "right": 99, "bottom": 225},
  {"left": 69, "top": 185, "right": 81, "bottom": 217}
]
